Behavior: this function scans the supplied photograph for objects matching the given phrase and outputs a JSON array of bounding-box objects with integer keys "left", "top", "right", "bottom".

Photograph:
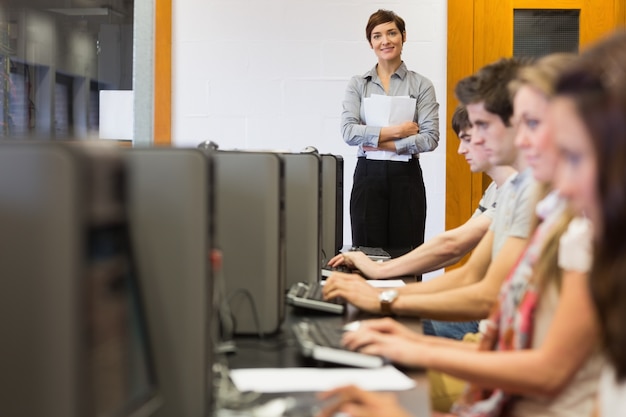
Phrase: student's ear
[{"left": 402, "top": 31, "right": 407, "bottom": 43}]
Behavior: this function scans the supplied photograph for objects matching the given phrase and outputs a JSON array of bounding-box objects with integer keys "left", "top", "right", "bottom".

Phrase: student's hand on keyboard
[
  {"left": 322, "top": 273, "right": 381, "bottom": 313},
  {"left": 348, "top": 317, "right": 423, "bottom": 342},
  {"left": 327, "top": 251, "right": 379, "bottom": 278},
  {"left": 316, "top": 385, "right": 413, "bottom": 417},
  {"left": 328, "top": 251, "right": 370, "bottom": 269},
  {"left": 340, "top": 324, "right": 428, "bottom": 369}
]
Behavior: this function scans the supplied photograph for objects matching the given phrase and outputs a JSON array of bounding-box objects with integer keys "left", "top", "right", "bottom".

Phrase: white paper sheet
[
  {"left": 366, "top": 279, "right": 406, "bottom": 288},
  {"left": 99, "top": 90, "right": 134, "bottom": 140},
  {"left": 363, "top": 94, "right": 416, "bottom": 127},
  {"left": 363, "top": 94, "right": 416, "bottom": 161},
  {"left": 229, "top": 365, "right": 416, "bottom": 393},
  {"left": 319, "top": 279, "right": 405, "bottom": 288}
]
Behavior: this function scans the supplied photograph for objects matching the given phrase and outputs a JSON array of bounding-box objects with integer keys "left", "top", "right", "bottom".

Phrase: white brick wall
[{"left": 173, "top": 0, "right": 448, "bottom": 280}]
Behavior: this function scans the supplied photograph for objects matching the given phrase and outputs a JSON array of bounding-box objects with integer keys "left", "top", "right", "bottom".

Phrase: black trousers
[{"left": 350, "top": 157, "right": 426, "bottom": 255}]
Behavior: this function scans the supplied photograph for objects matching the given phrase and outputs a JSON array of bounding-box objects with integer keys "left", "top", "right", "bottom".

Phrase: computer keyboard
[
  {"left": 296, "top": 281, "right": 324, "bottom": 300},
  {"left": 321, "top": 264, "right": 353, "bottom": 278},
  {"left": 292, "top": 319, "right": 385, "bottom": 368},
  {"left": 350, "top": 246, "right": 391, "bottom": 261},
  {"left": 286, "top": 282, "right": 345, "bottom": 314}
]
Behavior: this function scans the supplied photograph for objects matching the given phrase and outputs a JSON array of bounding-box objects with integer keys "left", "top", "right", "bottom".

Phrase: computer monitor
[
  {"left": 0, "top": 142, "right": 160, "bottom": 417},
  {"left": 211, "top": 150, "right": 286, "bottom": 335},
  {"left": 125, "top": 148, "right": 215, "bottom": 417},
  {"left": 321, "top": 154, "right": 344, "bottom": 261},
  {"left": 282, "top": 152, "right": 322, "bottom": 289}
]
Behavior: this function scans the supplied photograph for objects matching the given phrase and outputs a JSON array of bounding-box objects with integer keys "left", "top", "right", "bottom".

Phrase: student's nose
[
  {"left": 471, "top": 130, "right": 485, "bottom": 146},
  {"left": 514, "top": 127, "right": 530, "bottom": 149}
]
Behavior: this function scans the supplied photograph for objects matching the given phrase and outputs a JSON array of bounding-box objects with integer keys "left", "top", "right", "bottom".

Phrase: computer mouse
[
  {"left": 197, "top": 139, "right": 219, "bottom": 150},
  {"left": 301, "top": 145, "right": 319, "bottom": 154},
  {"left": 342, "top": 321, "right": 361, "bottom": 332}
]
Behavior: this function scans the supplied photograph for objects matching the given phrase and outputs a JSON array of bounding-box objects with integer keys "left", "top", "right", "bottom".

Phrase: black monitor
[
  {"left": 125, "top": 148, "right": 215, "bottom": 417},
  {"left": 282, "top": 152, "right": 322, "bottom": 289},
  {"left": 211, "top": 150, "right": 286, "bottom": 335},
  {"left": 321, "top": 154, "right": 344, "bottom": 260},
  {"left": 0, "top": 142, "right": 160, "bottom": 417}
]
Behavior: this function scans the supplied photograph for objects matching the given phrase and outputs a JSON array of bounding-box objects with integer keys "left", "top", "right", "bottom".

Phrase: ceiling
[{"left": 4, "top": 0, "right": 134, "bottom": 24}]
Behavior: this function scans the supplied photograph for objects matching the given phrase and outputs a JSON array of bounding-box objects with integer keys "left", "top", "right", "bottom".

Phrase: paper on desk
[
  {"left": 319, "top": 279, "right": 405, "bottom": 288},
  {"left": 366, "top": 279, "right": 406, "bottom": 288},
  {"left": 363, "top": 94, "right": 416, "bottom": 161},
  {"left": 229, "top": 365, "right": 415, "bottom": 393}
]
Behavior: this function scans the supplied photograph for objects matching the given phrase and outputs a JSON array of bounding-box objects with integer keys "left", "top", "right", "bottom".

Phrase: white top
[
  {"left": 599, "top": 365, "right": 626, "bottom": 417},
  {"left": 511, "top": 282, "right": 604, "bottom": 417}
]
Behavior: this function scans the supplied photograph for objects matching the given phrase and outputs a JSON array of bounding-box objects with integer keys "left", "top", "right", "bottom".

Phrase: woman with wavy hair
[{"left": 550, "top": 30, "right": 626, "bottom": 417}]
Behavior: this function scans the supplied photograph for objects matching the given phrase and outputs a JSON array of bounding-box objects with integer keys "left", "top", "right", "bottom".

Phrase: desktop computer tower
[
  {"left": 125, "top": 148, "right": 215, "bottom": 417},
  {"left": 321, "top": 154, "right": 344, "bottom": 262},
  {"left": 0, "top": 142, "right": 160, "bottom": 417},
  {"left": 211, "top": 150, "right": 286, "bottom": 335},
  {"left": 282, "top": 152, "right": 322, "bottom": 289}
]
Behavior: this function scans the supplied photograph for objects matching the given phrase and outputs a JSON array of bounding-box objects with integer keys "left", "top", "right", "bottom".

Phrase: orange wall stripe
[
  {"left": 445, "top": 0, "right": 476, "bottom": 270},
  {"left": 154, "top": 0, "right": 172, "bottom": 146}
]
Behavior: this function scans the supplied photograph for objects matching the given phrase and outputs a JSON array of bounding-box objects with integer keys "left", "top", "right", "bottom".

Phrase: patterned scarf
[{"left": 450, "top": 191, "right": 566, "bottom": 417}]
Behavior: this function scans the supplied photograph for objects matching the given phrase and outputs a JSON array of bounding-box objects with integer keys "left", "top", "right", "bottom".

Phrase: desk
[{"left": 217, "top": 304, "right": 431, "bottom": 417}]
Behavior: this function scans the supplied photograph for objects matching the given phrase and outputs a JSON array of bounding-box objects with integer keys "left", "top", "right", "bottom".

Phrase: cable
[
  {"left": 320, "top": 249, "right": 328, "bottom": 267},
  {"left": 226, "top": 288, "right": 265, "bottom": 339},
  {"left": 212, "top": 250, "right": 237, "bottom": 354},
  {"left": 213, "top": 254, "right": 266, "bottom": 349}
]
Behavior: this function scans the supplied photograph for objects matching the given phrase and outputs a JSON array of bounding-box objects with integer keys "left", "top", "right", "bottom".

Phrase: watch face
[
  {"left": 379, "top": 289, "right": 398, "bottom": 315},
  {"left": 380, "top": 289, "right": 398, "bottom": 302}
]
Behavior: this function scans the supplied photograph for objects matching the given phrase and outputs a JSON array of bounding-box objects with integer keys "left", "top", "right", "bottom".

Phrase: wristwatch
[{"left": 379, "top": 289, "right": 398, "bottom": 315}]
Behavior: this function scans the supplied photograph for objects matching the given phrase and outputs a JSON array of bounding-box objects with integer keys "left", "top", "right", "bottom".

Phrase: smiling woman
[{"left": 341, "top": 9, "right": 440, "bottom": 258}]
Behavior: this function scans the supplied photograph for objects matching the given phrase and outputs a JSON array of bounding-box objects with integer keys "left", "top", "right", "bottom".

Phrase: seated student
[
  {"left": 317, "top": 53, "right": 604, "bottom": 417},
  {"left": 327, "top": 104, "right": 516, "bottom": 279},
  {"left": 549, "top": 31, "right": 626, "bottom": 417},
  {"left": 324, "top": 57, "right": 535, "bottom": 340}
]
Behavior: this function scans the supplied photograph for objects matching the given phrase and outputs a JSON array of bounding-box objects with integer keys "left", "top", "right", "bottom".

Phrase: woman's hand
[
  {"left": 356, "top": 317, "right": 424, "bottom": 341},
  {"left": 342, "top": 322, "right": 429, "bottom": 368},
  {"left": 327, "top": 251, "right": 370, "bottom": 270},
  {"left": 395, "top": 121, "right": 420, "bottom": 138},
  {"left": 316, "top": 385, "right": 413, "bottom": 417},
  {"left": 322, "top": 274, "right": 382, "bottom": 313},
  {"left": 378, "top": 121, "right": 420, "bottom": 143}
]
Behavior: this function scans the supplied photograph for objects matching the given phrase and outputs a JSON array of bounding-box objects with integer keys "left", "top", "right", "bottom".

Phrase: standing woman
[
  {"left": 550, "top": 30, "right": 626, "bottom": 417},
  {"left": 341, "top": 9, "right": 439, "bottom": 255}
]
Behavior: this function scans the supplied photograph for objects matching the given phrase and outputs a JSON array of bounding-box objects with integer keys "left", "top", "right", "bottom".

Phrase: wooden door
[{"left": 445, "top": 0, "right": 625, "bottom": 269}]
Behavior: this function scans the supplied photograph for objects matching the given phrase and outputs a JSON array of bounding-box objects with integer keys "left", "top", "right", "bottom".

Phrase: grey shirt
[
  {"left": 340, "top": 62, "right": 440, "bottom": 157},
  {"left": 471, "top": 180, "right": 498, "bottom": 220},
  {"left": 489, "top": 168, "right": 536, "bottom": 258},
  {"left": 472, "top": 173, "right": 517, "bottom": 220}
]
